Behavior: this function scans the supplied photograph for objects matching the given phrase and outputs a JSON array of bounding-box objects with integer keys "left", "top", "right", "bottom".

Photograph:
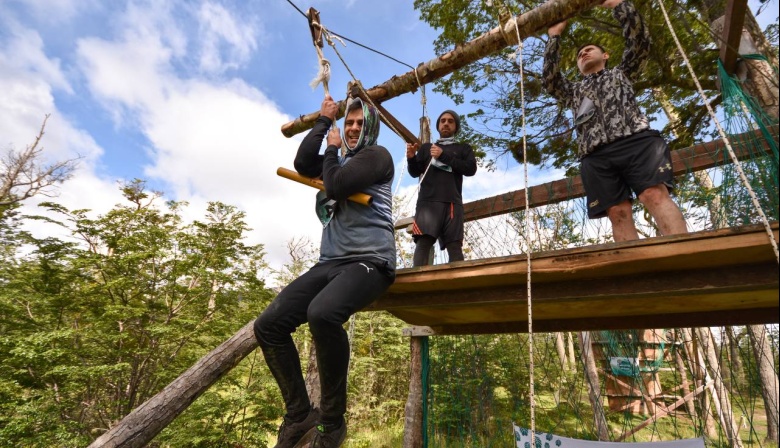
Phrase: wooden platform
[{"left": 367, "top": 223, "right": 779, "bottom": 334}]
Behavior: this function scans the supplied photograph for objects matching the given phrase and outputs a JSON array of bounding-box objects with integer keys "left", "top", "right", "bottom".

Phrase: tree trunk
[
  {"left": 746, "top": 324, "right": 779, "bottom": 442},
  {"left": 567, "top": 332, "right": 577, "bottom": 372},
  {"left": 87, "top": 321, "right": 258, "bottom": 448},
  {"left": 281, "top": 0, "right": 603, "bottom": 137},
  {"left": 652, "top": 86, "right": 726, "bottom": 228},
  {"left": 697, "top": 327, "right": 744, "bottom": 448},
  {"left": 673, "top": 341, "right": 698, "bottom": 421},
  {"left": 578, "top": 331, "right": 609, "bottom": 440},
  {"left": 726, "top": 327, "right": 745, "bottom": 389},
  {"left": 555, "top": 332, "right": 568, "bottom": 372},
  {"left": 403, "top": 336, "right": 425, "bottom": 448},
  {"left": 681, "top": 328, "right": 718, "bottom": 439},
  {"left": 304, "top": 342, "right": 321, "bottom": 409}
]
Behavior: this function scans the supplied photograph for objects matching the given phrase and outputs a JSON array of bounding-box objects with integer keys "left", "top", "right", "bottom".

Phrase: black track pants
[{"left": 254, "top": 259, "right": 394, "bottom": 421}]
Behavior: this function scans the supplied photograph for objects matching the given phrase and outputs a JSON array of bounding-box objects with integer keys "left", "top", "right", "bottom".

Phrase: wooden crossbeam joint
[{"left": 350, "top": 84, "right": 420, "bottom": 145}]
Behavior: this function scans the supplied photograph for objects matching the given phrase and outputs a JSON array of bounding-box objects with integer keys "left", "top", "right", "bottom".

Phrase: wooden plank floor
[{"left": 366, "top": 223, "right": 779, "bottom": 334}]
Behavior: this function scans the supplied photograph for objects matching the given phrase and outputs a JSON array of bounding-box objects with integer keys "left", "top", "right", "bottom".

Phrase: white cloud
[
  {"left": 74, "top": 3, "right": 323, "bottom": 271},
  {"left": 0, "top": 22, "right": 101, "bottom": 166},
  {"left": 197, "top": 2, "right": 258, "bottom": 74},
  {"left": 6, "top": 0, "right": 97, "bottom": 24},
  {"left": 0, "top": 15, "right": 119, "bottom": 244}
]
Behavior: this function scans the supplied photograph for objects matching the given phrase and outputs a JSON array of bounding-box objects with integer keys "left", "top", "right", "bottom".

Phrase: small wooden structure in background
[{"left": 591, "top": 329, "right": 670, "bottom": 415}]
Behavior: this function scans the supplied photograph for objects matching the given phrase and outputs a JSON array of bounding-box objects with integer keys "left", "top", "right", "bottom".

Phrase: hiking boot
[
  {"left": 273, "top": 408, "right": 320, "bottom": 448},
  {"left": 311, "top": 421, "right": 347, "bottom": 447}
]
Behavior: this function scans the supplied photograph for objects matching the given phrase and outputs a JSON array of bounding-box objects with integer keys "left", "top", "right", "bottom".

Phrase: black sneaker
[
  {"left": 311, "top": 421, "right": 347, "bottom": 447},
  {"left": 273, "top": 408, "right": 320, "bottom": 448}
]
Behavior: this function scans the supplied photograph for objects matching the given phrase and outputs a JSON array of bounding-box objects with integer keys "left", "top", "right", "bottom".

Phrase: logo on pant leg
[
  {"left": 358, "top": 263, "right": 374, "bottom": 274},
  {"left": 589, "top": 200, "right": 599, "bottom": 208},
  {"left": 658, "top": 163, "right": 671, "bottom": 172}
]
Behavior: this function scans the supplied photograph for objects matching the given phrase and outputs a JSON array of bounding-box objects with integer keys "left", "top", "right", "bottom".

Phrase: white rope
[
  {"left": 655, "top": 0, "right": 779, "bottom": 264},
  {"left": 319, "top": 28, "right": 433, "bottom": 222},
  {"left": 511, "top": 10, "right": 536, "bottom": 439},
  {"left": 309, "top": 44, "right": 331, "bottom": 96},
  {"left": 394, "top": 66, "right": 432, "bottom": 221},
  {"left": 307, "top": 16, "right": 331, "bottom": 97}
]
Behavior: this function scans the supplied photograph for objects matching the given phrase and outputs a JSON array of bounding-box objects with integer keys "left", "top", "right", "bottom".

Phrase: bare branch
[{"left": 1, "top": 114, "right": 82, "bottom": 207}]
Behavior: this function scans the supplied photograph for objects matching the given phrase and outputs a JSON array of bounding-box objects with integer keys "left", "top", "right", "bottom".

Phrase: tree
[
  {"left": 0, "top": 180, "right": 277, "bottom": 447},
  {"left": 746, "top": 324, "right": 779, "bottom": 443},
  {"left": 0, "top": 115, "right": 80, "bottom": 216},
  {"left": 412, "top": 0, "right": 773, "bottom": 172}
]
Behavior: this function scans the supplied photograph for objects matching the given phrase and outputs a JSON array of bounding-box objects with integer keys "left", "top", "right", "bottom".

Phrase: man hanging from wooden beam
[
  {"left": 254, "top": 95, "right": 396, "bottom": 447},
  {"left": 543, "top": 0, "right": 689, "bottom": 241},
  {"left": 406, "top": 109, "right": 478, "bottom": 266}
]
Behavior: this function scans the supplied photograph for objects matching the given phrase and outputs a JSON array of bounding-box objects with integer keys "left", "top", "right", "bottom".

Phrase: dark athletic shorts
[
  {"left": 412, "top": 200, "right": 464, "bottom": 249},
  {"left": 581, "top": 129, "right": 674, "bottom": 219}
]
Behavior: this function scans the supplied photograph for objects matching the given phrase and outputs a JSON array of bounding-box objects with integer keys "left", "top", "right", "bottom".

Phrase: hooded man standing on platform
[
  {"left": 254, "top": 95, "right": 395, "bottom": 448},
  {"left": 406, "top": 110, "right": 478, "bottom": 266}
]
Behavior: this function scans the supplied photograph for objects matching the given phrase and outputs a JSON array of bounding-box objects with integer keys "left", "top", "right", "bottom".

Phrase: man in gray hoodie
[{"left": 254, "top": 95, "right": 395, "bottom": 447}]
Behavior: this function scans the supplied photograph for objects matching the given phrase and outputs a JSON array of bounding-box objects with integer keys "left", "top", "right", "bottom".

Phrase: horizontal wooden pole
[
  {"left": 281, "top": 0, "right": 603, "bottom": 138},
  {"left": 277, "top": 167, "right": 373, "bottom": 206},
  {"left": 368, "top": 223, "right": 779, "bottom": 332},
  {"left": 393, "top": 125, "right": 779, "bottom": 229}
]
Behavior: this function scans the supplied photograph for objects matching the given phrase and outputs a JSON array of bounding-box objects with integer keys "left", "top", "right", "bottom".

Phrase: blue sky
[{"left": 1, "top": 0, "right": 775, "bottom": 271}]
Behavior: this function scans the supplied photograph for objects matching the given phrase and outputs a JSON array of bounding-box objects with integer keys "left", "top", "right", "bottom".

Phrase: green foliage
[
  {"left": 0, "top": 180, "right": 277, "bottom": 447},
  {"left": 414, "top": 0, "right": 724, "bottom": 172}
]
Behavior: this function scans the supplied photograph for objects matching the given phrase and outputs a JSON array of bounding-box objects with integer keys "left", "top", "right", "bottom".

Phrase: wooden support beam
[
  {"left": 719, "top": 0, "right": 749, "bottom": 75},
  {"left": 368, "top": 223, "right": 780, "bottom": 334},
  {"left": 394, "top": 125, "right": 778, "bottom": 229},
  {"left": 391, "top": 308, "right": 779, "bottom": 335},
  {"left": 281, "top": 0, "right": 603, "bottom": 138}
]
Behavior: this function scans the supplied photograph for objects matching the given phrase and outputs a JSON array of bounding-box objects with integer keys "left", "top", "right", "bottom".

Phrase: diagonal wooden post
[{"left": 87, "top": 322, "right": 258, "bottom": 448}]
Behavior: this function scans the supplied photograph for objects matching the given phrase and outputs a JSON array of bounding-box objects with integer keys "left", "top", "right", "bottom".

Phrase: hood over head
[{"left": 342, "top": 98, "right": 380, "bottom": 153}]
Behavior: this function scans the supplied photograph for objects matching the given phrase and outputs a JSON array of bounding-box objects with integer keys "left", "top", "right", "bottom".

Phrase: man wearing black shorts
[
  {"left": 254, "top": 95, "right": 395, "bottom": 447},
  {"left": 406, "top": 110, "right": 478, "bottom": 266},
  {"left": 543, "top": 0, "right": 687, "bottom": 241}
]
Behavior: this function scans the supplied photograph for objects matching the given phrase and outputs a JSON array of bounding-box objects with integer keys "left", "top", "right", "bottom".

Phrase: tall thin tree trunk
[
  {"left": 403, "top": 336, "right": 425, "bottom": 448},
  {"left": 726, "top": 327, "right": 745, "bottom": 389},
  {"left": 747, "top": 324, "right": 779, "bottom": 442},
  {"left": 697, "top": 327, "right": 744, "bottom": 448},
  {"left": 304, "top": 342, "right": 321, "bottom": 409},
  {"left": 578, "top": 331, "right": 609, "bottom": 440},
  {"left": 681, "top": 328, "right": 718, "bottom": 439},
  {"left": 555, "top": 332, "right": 568, "bottom": 371},
  {"left": 673, "top": 341, "right": 698, "bottom": 421},
  {"left": 652, "top": 87, "right": 725, "bottom": 228},
  {"left": 567, "top": 332, "right": 577, "bottom": 372}
]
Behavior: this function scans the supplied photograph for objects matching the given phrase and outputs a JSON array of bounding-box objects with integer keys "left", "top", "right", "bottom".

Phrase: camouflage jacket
[{"left": 543, "top": 1, "right": 651, "bottom": 159}]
